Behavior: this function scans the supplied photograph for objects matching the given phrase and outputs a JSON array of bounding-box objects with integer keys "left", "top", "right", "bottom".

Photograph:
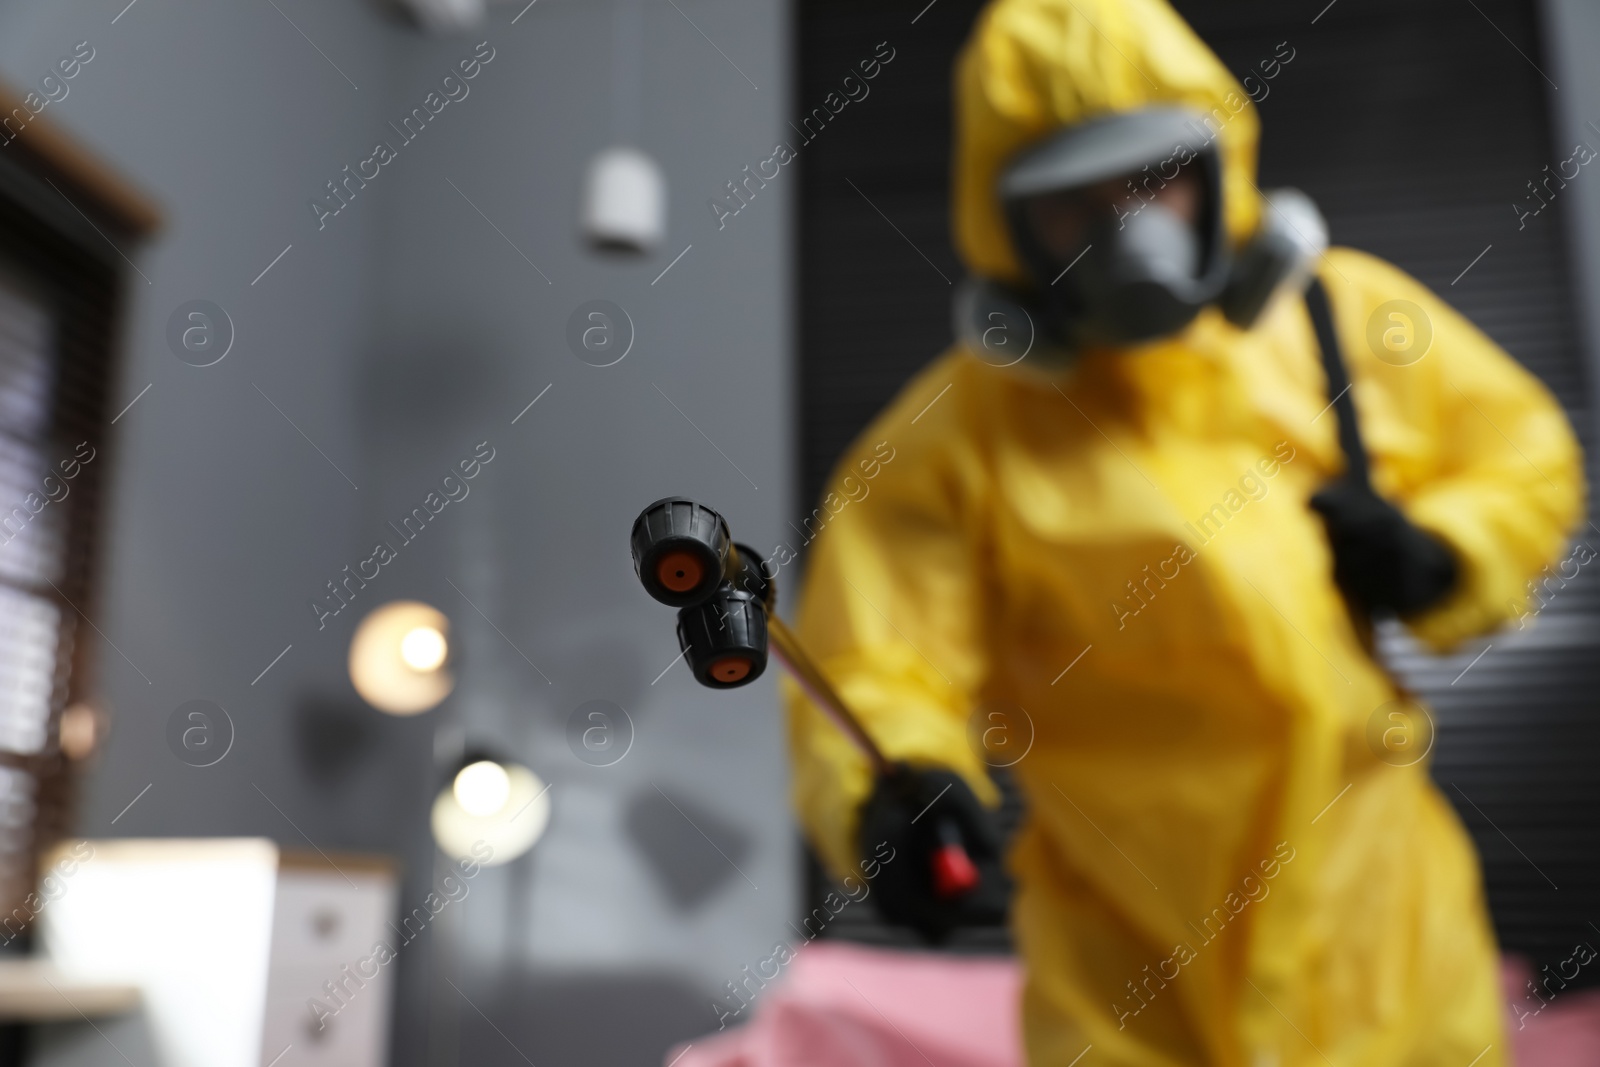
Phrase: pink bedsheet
[
  {"left": 670, "top": 942, "right": 1022, "bottom": 1067},
  {"left": 667, "top": 943, "right": 1600, "bottom": 1067},
  {"left": 1501, "top": 955, "right": 1600, "bottom": 1067}
]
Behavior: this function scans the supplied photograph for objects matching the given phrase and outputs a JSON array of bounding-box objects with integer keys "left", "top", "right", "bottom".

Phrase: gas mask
[{"left": 957, "top": 106, "right": 1327, "bottom": 369}]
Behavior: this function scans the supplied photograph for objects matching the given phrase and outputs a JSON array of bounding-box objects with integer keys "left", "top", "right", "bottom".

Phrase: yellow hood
[{"left": 953, "top": 0, "right": 1262, "bottom": 284}]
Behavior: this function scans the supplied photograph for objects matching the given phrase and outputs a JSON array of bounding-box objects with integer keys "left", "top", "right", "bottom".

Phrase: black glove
[
  {"left": 1309, "top": 476, "right": 1459, "bottom": 617},
  {"left": 856, "top": 763, "right": 1009, "bottom": 943}
]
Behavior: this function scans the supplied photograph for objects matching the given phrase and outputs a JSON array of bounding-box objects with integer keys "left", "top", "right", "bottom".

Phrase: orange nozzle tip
[
  {"left": 710, "top": 656, "right": 752, "bottom": 684},
  {"left": 656, "top": 550, "right": 704, "bottom": 593}
]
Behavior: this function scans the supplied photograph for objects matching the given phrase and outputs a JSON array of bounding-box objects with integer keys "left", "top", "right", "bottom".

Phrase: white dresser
[{"left": 34, "top": 838, "right": 398, "bottom": 1067}]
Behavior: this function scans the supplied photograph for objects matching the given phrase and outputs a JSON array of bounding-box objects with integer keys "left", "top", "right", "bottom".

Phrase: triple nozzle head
[{"left": 630, "top": 497, "right": 772, "bottom": 689}]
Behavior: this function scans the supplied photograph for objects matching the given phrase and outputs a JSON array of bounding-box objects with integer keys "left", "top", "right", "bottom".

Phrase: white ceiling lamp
[
  {"left": 584, "top": 148, "right": 666, "bottom": 254},
  {"left": 348, "top": 600, "right": 455, "bottom": 715},
  {"left": 430, "top": 753, "right": 550, "bottom": 865},
  {"left": 581, "top": 0, "right": 665, "bottom": 254}
]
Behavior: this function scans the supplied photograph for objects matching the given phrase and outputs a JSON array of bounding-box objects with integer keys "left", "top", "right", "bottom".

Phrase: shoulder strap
[{"left": 1304, "top": 277, "right": 1369, "bottom": 487}]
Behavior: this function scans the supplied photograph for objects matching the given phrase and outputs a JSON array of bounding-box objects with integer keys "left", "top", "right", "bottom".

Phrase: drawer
[
  {"left": 260, "top": 963, "right": 391, "bottom": 1067},
  {"left": 267, "top": 871, "right": 396, "bottom": 972}
]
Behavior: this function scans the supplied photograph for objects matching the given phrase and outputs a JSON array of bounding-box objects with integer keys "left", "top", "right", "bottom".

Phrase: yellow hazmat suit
[{"left": 783, "top": 0, "right": 1584, "bottom": 1064}]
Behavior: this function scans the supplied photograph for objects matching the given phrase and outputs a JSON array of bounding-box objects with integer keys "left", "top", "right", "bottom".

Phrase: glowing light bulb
[
  {"left": 350, "top": 602, "right": 453, "bottom": 715},
  {"left": 58, "top": 703, "right": 100, "bottom": 760},
  {"left": 432, "top": 762, "right": 549, "bottom": 865},
  {"left": 453, "top": 760, "right": 511, "bottom": 817},
  {"left": 400, "top": 626, "right": 447, "bottom": 672}
]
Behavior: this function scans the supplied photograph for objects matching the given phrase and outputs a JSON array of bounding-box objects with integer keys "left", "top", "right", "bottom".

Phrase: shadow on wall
[
  {"left": 625, "top": 786, "right": 753, "bottom": 913},
  {"left": 293, "top": 697, "right": 381, "bottom": 784},
  {"left": 355, "top": 322, "right": 510, "bottom": 449}
]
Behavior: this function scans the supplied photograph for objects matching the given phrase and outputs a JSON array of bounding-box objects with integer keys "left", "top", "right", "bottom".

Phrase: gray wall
[
  {"left": 0, "top": 0, "right": 795, "bottom": 1063},
  {"left": 1540, "top": 0, "right": 1600, "bottom": 453}
]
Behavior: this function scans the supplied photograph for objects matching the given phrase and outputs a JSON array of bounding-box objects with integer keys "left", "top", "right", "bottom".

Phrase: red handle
[{"left": 931, "top": 819, "right": 981, "bottom": 898}]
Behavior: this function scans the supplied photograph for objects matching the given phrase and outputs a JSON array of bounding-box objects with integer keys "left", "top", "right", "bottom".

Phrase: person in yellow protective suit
[{"left": 782, "top": 0, "right": 1585, "bottom": 1064}]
